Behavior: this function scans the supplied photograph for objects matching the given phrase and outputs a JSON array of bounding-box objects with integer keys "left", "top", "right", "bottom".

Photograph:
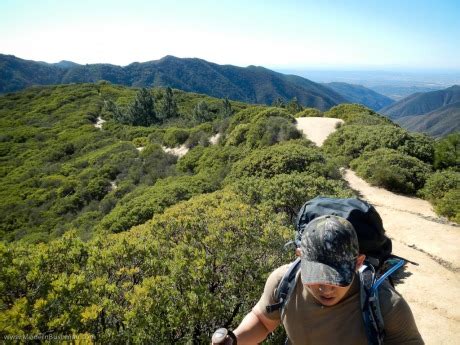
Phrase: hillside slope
[
  {"left": 0, "top": 54, "right": 348, "bottom": 110},
  {"left": 324, "top": 82, "right": 394, "bottom": 110},
  {"left": 380, "top": 85, "right": 460, "bottom": 118},
  {"left": 395, "top": 101, "right": 460, "bottom": 138},
  {"left": 379, "top": 85, "right": 460, "bottom": 136}
]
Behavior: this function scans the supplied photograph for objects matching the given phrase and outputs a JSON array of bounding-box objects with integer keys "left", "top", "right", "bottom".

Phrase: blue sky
[{"left": 1, "top": 0, "right": 459, "bottom": 70}]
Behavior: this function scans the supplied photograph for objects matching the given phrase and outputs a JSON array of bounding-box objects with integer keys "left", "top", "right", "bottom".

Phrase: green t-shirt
[{"left": 254, "top": 265, "right": 424, "bottom": 345}]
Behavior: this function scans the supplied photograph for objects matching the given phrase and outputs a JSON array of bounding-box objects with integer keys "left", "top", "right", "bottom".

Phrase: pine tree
[
  {"left": 287, "top": 97, "right": 303, "bottom": 114},
  {"left": 158, "top": 87, "right": 179, "bottom": 121},
  {"left": 129, "top": 88, "right": 157, "bottom": 126},
  {"left": 272, "top": 97, "right": 286, "bottom": 108},
  {"left": 104, "top": 99, "right": 133, "bottom": 124},
  {"left": 221, "top": 97, "right": 233, "bottom": 117},
  {"left": 193, "top": 101, "right": 213, "bottom": 123}
]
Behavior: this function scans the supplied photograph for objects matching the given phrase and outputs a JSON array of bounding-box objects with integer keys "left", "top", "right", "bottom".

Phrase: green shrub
[
  {"left": 225, "top": 123, "right": 251, "bottom": 146},
  {"left": 252, "top": 107, "right": 296, "bottom": 123},
  {"left": 176, "top": 146, "right": 206, "bottom": 173},
  {"left": 323, "top": 125, "right": 410, "bottom": 163},
  {"left": 97, "top": 175, "right": 215, "bottom": 233},
  {"left": 224, "top": 106, "right": 288, "bottom": 139},
  {"left": 419, "top": 170, "right": 460, "bottom": 222},
  {"left": 324, "top": 103, "right": 392, "bottom": 125},
  {"left": 163, "top": 127, "right": 189, "bottom": 147},
  {"left": 195, "top": 146, "right": 244, "bottom": 175},
  {"left": 185, "top": 129, "right": 210, "bottom": 148},
  {"left": 434, "top": 133, "right": 459, "bottom": 170},
  {"left": 419, "top": 170, "right": 460, "bottom": 201},
  {"left": 295, "top": 108, "right": 323, "bottom": 118},
  {"left": 132, "top": 136, "right": 148, "bottom": 147},
  {"left": 434, "top": 189, "right": 460, "bottom": 223},
  {"left": 350, "top": 148, "right": 432, "bottom": 194},
  {"left": 245, "top": 116, "right": 302, "bottom": 148},
  {"left": 177, "top": 145, "right": 246, "bottom": 189},
  {"left": 231, "top": 172, "right": 354, "bottom": 221},
  {"left": 138, "top": 144, "right": 178, "bottom": 184},
  {"left": 0, "top": 191, "right": 292, "bottom": 342},
  {"left": 398, "top": 132, "right": 435, "bottom": 164},
  {"left": 147, "top": 129, "right": 165, "bottom": 144},
  {"left": 227, "top": 106, "right": 268, "bottom": 129},
  {"left": 346, "top": 113, "right": 394, "bottom": 126},
  {"left": 227, "top": 142, "right": 328, "bottom": 180},
  {"left": 324, "top": 104, "right": 373, "bottom": 119}
]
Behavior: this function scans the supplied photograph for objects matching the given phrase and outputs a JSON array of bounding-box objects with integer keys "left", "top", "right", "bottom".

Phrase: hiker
[{"left": 212, "top": 215, "right": 424, "bottom": 345}]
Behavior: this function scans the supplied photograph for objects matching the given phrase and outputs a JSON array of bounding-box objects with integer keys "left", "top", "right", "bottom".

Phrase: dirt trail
[
  {"left": 296, "top": 117, "right": 460, "bottom": 344},
  {"left": 295, "top": 117, "right": 344, "bottom": 146},
  {"left": 345, "top": 169, "right": 460, "bottom": 345}
]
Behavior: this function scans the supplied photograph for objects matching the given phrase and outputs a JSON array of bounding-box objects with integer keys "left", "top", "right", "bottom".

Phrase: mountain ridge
[
  {"left": 1, "top": 54, "right": 348, "bottom": 110},
  {"left": 395, "top": 101, "right": 460, "bottom": 137},
  {"left": 380, "top": 85, "right": 460, "bottom": 118},
  {"left": 380, "top": 85, "right": 460, "bottom": 137}
]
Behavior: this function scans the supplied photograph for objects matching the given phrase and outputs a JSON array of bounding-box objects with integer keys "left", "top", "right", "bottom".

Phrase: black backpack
[
  {"left": 296, "top": 196, "right": 392, "bottom": 266},
  {"left": 266, "top": 197, "right": 412, "bottom": 345}
]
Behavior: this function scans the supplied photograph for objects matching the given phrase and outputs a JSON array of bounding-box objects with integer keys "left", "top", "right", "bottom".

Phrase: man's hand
[
  {"left": 211, "top": 328, "right": 237, "bottom": 344},
  {"left": 211, "top": 309, "right": 279, "bottom": 345}
]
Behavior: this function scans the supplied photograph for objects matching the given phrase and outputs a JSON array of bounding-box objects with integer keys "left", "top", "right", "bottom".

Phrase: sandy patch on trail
[
  {"left": 161, "top": 133, "right": 221, "bottom": 158},
  {"left": 344, "top": 169, "right": 460, "bottom": 345},
  {"left": 162, "top": 145, "right": 189, "bottom": 158},
  {"left": 94, "top": 116, "right": 106, "bottom": 129},
  {"left": 295, "top": 117, "right": 344, "bottom": 146},
  {"left": 210, "top": 133, "right": 221, "bottom": 145}
]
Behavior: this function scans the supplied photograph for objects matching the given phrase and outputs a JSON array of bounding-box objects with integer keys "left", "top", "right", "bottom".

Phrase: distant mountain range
[
  {"left": 3, "top": 53, "right": 457, "bottom": 137},
  {"left": 1, "top": 54, "right": 348, "bottom": 111},
  {"left": 323, "top": 82, "right": 394, "bottom": 110},
  {"left": 380, "top": 85, "right": 460, "bottom": 137},
  {"left": 1, "top": 54, "right": 396, "bottom": 111}
]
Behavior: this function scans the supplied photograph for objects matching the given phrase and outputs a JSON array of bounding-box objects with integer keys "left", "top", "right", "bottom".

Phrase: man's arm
[
  {"left": 232, "top": 308, "right": 280, "bottom": 345},
  {"left": 212, "top": 265, "right": 287, "bottom": 345},
  {"left": 383, "top": 292, "right": 424, "bottom": 345}
]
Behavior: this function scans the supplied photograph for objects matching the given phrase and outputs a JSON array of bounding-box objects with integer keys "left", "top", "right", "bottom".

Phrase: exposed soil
[
  {"left": 296, "top": 117, "right": 460, "bottom": 345},
  {"left": 295, "top": 117, "right": 344, "bottom": 146},
  {"left": 162, "top": 144, "right": 189, "bottom": 157},
  {"left": 94, "top": 116, "right": 106, "bottom": 129}
]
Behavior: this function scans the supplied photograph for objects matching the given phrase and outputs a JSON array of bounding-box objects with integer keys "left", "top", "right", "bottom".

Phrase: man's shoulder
[
  {"left": 262, "top": 263, "right": 296, "bottom": 292},
  {"left": 271, "top": 263, "right": 292, "bottom": 278},
  {"left": 377, "top": 283, "right": 424, "bottom": 343},
  {"left": 377, "top": 280, "right": 406, "bottom": 316},
  {"left": 265, "top": 264, "right": 292, "bottom": 286}
]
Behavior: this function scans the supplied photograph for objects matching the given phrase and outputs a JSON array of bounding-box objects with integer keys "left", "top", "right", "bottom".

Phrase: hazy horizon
[
  {"left": 1, "top": 0, "right": 459, "bottom": 70},
  {"left": 4, "top": 52, "right": 460, "bottom": 77}
]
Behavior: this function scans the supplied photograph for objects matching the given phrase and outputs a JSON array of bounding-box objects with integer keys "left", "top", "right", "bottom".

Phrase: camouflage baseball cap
[{"left": 300, "top": 215, "right": 359, "bottom": 286}]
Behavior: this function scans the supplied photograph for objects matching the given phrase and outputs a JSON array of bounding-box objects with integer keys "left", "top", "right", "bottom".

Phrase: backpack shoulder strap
[
  {"left": 266, "top": 258, "right": 301, "bottom": 315},
  {"left": 359, "top": 263, "right": 384, "bottom": 345},
  {"left": 359, "top": 259, "right": 405, "bottom": 345}
]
